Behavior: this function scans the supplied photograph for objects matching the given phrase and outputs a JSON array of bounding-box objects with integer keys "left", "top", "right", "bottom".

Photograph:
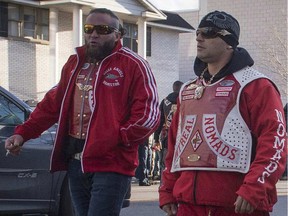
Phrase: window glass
[
  {"left": 122, "top": 23, "right": 151, "bottom": 56},
  {"left": 8, "top": 4, "right": 19, "bottom": 20},
  {"left": 0, "top": 95, "right": 24, "bottom": 125},
  {"left": 123, "top": 23, "right": 138, "bottom": 52},
  {"left": 7, "top": 3, "right": 49, "bottom": 41},
  {"left": 8, "top": 21, "right": 19, "bottom": 36}
]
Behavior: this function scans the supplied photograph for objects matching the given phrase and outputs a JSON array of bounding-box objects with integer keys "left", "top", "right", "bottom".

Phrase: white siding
[{"left": 147, "top": 27, "right": 180, "bottom": 101}]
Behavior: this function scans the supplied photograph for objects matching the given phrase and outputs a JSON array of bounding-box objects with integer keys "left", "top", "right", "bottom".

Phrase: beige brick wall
[
  {"left": 178, "top": 11, "right": 199, "bottom": 82},
  {"left": 0, "top": 38, "right": 50, "bottom": 100},
  {"left": 0, "top": 38, "right": 9, "bottom": 89},
  {"left": 180, "top": 0, "right": 287, "bottom": 102},
  {"left": 57, "top": 12, "right": 75, "bottom": 76}
]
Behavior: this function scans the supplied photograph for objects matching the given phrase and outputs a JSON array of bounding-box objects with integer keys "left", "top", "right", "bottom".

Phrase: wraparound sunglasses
[
  {"left": 84, "top": 24, "right": 119, "bottom": 35},
  {"left": 196, "top": 27, "right": 232, "bottom": 39}
]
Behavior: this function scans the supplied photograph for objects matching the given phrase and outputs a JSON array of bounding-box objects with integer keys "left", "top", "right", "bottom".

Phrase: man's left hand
[{"left": 234, "top": 195, "right": 255, "bottom": 214}]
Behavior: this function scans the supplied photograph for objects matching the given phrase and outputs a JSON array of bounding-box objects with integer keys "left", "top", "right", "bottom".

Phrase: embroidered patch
[
  {"left": 216, "top": 92, "right": 229, "bottom": 97},
  {"left": 219, "top": 80, "right": 235, "bottom": 86},
  {"left": 216, "top": 86, "right": 233, "bottom": 91},
  {"left": 182, "top": 90, "right": 195, "bottom": 96},
  {"left": 174, "top": 115, "right": 196, "bottom": 161},
  {"left": 191, "top": 130, "right": 203, "bottom": 151},
  {"left": 182, "top": 95, "right": 194, "bottom": 100},
  {"left": 203, "top": 114, "right": 240, "bottom": 163},
  {"left": 103, "top": 67, "right": 124, "bottom": 87}
]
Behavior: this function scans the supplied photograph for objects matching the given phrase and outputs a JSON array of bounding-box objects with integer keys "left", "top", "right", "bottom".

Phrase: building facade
[
  {"left": 0, "top": 0, "right": 287, "bottom": 104},
  {"left": 0, "top": 0, "right": 193, "bottom": 101}
]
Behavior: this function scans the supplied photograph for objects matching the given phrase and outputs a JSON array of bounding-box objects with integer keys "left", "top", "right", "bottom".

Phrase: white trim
[
  {"left": 9, "top": 0, "right": 40, "bottom": 6},
  {"left": 140, "top": 0, "right": 166, "bottom": 18},
  {"left": 40, "top": 0, "right": 94, "bottom": 6},
  {"left": 147, "top": 22, "right": 194, "bottom": 33},
  {"left": 73, "top": 5, "right": 83, "bottom": 47}
]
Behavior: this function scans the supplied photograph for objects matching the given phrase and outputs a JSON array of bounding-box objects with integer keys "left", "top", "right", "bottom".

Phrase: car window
[{"left": 0, "top": 94, "right": 24, "bottom": 125}]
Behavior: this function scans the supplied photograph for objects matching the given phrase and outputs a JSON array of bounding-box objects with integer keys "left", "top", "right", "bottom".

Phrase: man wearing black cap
[{"left": 159, "top": 11, "right": 286, "bottom": 216}]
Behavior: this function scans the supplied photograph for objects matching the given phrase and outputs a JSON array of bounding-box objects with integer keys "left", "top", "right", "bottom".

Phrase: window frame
[
  {"left": 0, "top": 3, "right": 49, "bottom": 41},
  {"left": 122, "top": 22, "right": 152, "bottom": 56}
]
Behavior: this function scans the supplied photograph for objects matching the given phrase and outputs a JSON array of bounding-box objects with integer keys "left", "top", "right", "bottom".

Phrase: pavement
[
  {"left": 276, "top": 180, "right": 288, "bottom": 196},
  {"left": 130, "top": 179, "right": 288, "bottom": 202}
]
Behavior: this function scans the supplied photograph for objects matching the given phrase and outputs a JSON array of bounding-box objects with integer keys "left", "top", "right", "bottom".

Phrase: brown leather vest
[{"left": 69, "top": 62, "right": 98, "bottom": 139}]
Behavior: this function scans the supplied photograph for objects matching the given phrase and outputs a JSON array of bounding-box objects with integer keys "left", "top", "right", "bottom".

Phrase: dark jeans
[
  {"left": 67, "top": 159, "right": 131, "bottom": 216},
  {"left": 135, "top": 139, "right": 150, "bottom": 181}
]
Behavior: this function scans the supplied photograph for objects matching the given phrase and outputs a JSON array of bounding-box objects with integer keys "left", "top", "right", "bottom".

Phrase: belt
[{"left": 73, "top": 152, "right": 82, "bottom": 160}]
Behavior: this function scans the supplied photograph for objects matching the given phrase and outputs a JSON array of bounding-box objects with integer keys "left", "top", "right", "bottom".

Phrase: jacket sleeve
[
  {"left": 14, "top": 87, "right": 61, "bottom": 141},
  {"left": 236, "top": 78, "right": 287, "bottom": 209},
  {"left": 14, "top": 55, "right": 75, "bottom": 142},
  {"left": 119, "top": 59, "right": 160, "bottom": 146},
  {"left": 159, "top": 98, "right": 181, "bottom": 207}
]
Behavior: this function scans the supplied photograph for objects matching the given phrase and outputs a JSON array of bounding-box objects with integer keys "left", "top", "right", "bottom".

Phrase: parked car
[{"left": 0, "top": 86, "right": 130, "bottom": 216}]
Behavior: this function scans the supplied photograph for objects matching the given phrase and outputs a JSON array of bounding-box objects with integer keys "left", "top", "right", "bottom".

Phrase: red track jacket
[
  {"left": 15, "top": 41, "right": 159, "bottom": 175},
  {"left": 159, "top": 72, "right": 286, "bottom": 212}
]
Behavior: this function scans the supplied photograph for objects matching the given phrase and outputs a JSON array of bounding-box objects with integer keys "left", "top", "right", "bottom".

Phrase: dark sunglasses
[
  {"left": 196, "top": 27, "right": 231, "bottom": 39},
  {"left": 84, "top": 24, "right": 119, "bottom": 35}
]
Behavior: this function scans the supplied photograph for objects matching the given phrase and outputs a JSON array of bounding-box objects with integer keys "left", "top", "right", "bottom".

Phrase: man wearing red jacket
[
  {"left": 5, "top": 8, "right": 159, "bottom": 216},
  {"left": 159, "top": 11, "right": 287, "bottom": 216}
]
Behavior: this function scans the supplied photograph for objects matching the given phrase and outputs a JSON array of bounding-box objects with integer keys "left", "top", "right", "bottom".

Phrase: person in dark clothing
[
  {"left": 153, "top": 81, "right": 183, "bottom": 180},
  {"left": 135, "top": 138, "right": 151, "bottom": 186}
]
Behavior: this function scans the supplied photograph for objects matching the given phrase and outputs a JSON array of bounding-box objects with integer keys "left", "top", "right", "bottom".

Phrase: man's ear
[{"left": 115, "top": 31, "right": 122, "bottom": 42}]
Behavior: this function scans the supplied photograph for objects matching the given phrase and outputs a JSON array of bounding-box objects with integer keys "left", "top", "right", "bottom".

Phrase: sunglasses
[
  {"left": 196, "top": 27, "right": 232, "bottom": 39},
  {"left": 84, "top": 24, "right": 119, "bottom": 35}
]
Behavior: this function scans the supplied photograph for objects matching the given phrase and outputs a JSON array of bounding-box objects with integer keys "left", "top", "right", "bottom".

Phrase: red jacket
[
  {"left": 15, "top": 41, "right": 159, "bottom": 175},
  {"left": 159, "top": 73, "right": 287, "bottom": 212}
]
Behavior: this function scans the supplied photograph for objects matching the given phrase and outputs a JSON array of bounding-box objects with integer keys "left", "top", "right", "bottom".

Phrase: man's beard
[{"left": 86, "top": 41, "right": 115, "bottom": 63}]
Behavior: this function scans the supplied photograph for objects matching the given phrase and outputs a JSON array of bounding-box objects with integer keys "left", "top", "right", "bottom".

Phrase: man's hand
[
  {"left": 162, "top": 203, "right": 177, "bottom": 216},
  {"left": 5, "top": 135, "right": 24, "bottom": 156},
  {"left": 153, "top": 142, "right": 161, "bottom": 151},
  {"left": 234, "top": 195, "right": 255, "bottom": 214}
]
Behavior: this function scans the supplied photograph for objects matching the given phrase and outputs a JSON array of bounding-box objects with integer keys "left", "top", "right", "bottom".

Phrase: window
[
  {"left": 0, "top": 3, "right": 49, "bottom": 40},
  {"left": 123, "top": 23, "right": 138, "bottom": 53},
  {"left": 0, "top": 2, "right": 8, "bottom": 37},
  {"left": 122, "top": 23, "right": 152, "bottom": 56}
]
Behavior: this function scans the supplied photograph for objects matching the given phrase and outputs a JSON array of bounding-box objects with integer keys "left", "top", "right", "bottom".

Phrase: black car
[{"left": 0, "top": 86, "right": 130, "bottom": 216}]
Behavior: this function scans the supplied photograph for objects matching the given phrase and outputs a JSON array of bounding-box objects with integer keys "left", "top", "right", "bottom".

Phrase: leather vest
[
  {"left": 171, "top": 67, "right": 267, "bottom": 173},
  {"left": 69, "top": 62, "right": 98, "bottom": 139}
]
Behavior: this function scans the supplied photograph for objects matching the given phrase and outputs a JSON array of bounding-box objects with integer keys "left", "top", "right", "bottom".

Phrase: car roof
[{"left": 0, "top": 86, "right": 32, "bottom": 111}]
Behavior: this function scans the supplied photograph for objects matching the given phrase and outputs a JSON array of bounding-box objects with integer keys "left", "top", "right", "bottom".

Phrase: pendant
[{"left": 194, "top": 85, "right": 205, "bottom": 99}]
